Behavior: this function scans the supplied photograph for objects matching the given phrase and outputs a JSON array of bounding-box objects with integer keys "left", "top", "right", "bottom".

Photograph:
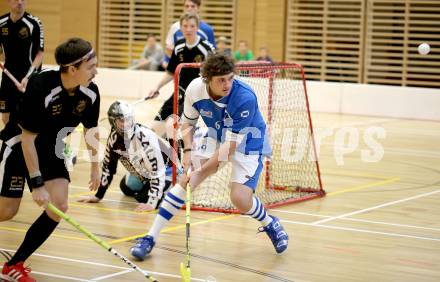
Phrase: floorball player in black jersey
[
  {"left": 1, "top": 37, "right": 100, "bottom": 282},
  {"left": 146, "top": 12, "right": 215, "bottom": 140},
  {"left": 0, "top": 0, "right": 44, "bottom": 126}
]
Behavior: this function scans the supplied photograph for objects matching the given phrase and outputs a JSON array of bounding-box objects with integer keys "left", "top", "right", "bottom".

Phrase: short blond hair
[{"left": 179, "top": 12, "right": 200, "bottom": 27}]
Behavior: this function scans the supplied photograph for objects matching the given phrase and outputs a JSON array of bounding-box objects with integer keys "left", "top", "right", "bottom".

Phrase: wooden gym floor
[{"left": 1, "top": 95, "right": 439, "bottom": 282}]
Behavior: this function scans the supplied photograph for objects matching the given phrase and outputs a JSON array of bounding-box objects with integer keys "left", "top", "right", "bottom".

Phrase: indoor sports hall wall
[
  {"left": 285, "top": 0, "right": 440, "bottom": 88},
  {"left": 0, "top": 0, "right": 438, "bottom": 89}
]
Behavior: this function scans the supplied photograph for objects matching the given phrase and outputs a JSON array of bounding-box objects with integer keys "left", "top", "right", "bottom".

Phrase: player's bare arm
[
  {"left": 189, "top": 140, "right": 237, "bottom": 188},
  {"left": 20, "top": 127, "right": 50, "bottom": 207},
  {"left": 84, "top": 127, "right": 100, "bottom": 191},
  {"left": 180, "top": 122, "right": 195, "bottom": 171},
  {"left": 20, "top": 50, "right": 44, "bottom": 89}
]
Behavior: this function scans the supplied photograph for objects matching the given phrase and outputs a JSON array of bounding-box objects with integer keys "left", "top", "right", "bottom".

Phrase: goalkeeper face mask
[{"left": 108, "top": 101, "right": 135, "bottom": 138}]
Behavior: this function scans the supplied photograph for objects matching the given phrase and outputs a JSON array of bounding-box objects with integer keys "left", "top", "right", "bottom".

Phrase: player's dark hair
[
  {"left": 179, "top": 12, "right": 199, "bottom": 27},
  {"left": 55, "top": 38, "right": 95, "bottom": 73},
  {"left": 200, "top": 53, "right": 235, "bottom": 82},
  {"left": 184, "top": 0, "right": 201, "bottom": 7}
]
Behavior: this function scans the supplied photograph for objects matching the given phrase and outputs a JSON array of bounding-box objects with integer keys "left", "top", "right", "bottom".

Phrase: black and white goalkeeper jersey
[
  {"left": 95, "top": 124, "right": 172, "bottom": 207},
  {"left": 0, "top": 12, "right": 44, "bottom": 80}
]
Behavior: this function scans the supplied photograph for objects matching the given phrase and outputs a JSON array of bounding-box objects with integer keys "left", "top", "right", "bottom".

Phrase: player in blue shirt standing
[{"left": 130, "top": 53, "right": 288, "bottom": 260}]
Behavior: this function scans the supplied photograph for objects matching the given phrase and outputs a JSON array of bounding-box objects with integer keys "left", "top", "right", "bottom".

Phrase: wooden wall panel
[
  {"left": 60, "top": 1, "right": 98, "bottom": 46},
  {"left": 201, "top": 0, "right": 236, "bottom": 49},
  {"left": 365, "top": 0, "right": 440, "bottom": 87},
  {"left": 285, "top": 0, "right": 364, "bottom": 82},
  {"left": 0, "top": 3, "right": 8, "bottom": 14},
  {"left": 254, "top": 0, "right": 286, "bottom": 61},
  {"left": 98, "top": 0, "right": 165, "bottom": 68},
  {"left": 167, "top": 0, "right": 236, "bottom": 49},
  {"left": 235, "top": 0, "right": 255, "bottom": 50}
]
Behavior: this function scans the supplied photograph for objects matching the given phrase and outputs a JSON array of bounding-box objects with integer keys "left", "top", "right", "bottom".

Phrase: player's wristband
[
  {"left": 25, "top": 66, "right": 35, "bottom": 79},
  {"left": 29, "top": 170, "right": 41, "bottom": 178},
  {"left": 30, "top": 175, "right": 44, "bottom": 189},
  {"left": 183, "top": 148, "right": 192, "bottom": 153}
]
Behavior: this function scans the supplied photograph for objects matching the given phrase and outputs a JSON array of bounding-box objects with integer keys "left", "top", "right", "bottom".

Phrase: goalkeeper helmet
[{"left": 107, "top": 100, "right": 135, "bottom": 138}]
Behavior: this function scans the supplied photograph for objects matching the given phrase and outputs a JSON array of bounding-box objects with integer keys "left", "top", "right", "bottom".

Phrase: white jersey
[{"left": 96, "top": 123, "right": 172, "bottom": 207}]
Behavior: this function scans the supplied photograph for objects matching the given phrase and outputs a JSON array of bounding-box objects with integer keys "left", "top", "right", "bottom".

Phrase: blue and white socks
[
  {"left": 245, "top": 196, "right": 273, "bottom": 227},
  {"left": 148, "top": 183, "right": 185, "bottom": 239}
]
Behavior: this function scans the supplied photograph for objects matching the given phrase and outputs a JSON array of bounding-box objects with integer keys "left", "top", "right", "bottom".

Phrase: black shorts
[
  {"left": 36, "top": 138, "right": 70, "bottom": 183},
  {"left": 0, "top": 130, "right": 29, "bottom": 198},
  {"left": 154, "top": 92, "right": 184, "bottom": 122},
  {"left": 0, "top": 76, "right": 23, "bottom": 113}
]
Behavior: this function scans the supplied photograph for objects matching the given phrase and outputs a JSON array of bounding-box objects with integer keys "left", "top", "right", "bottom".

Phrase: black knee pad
[{"left": 119, "top": 176, "right": 136, "bottom": 197}]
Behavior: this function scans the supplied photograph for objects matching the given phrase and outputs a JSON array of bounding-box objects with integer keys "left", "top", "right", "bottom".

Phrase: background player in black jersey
[
  {"left": 163, "top": 0, "right": 216, "bottom": 69},
  {"left": 0, "top": 0, "right": 44, "bottom": 228},
  {"left": 1, "top": 38, "right": 100, "bottom": 282},
  {"left": 146, "top": 12, "right": 215, "bottom": 141},
  {"left": 0, "top": 0, "right": 44, "bottom": 126},
  {"left": 78, "top": 100, "right": 174, "bottom": 212}
]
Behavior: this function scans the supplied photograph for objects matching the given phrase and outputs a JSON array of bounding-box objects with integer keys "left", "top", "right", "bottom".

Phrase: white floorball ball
[{"left": 418, "top": 43, "right": 430, "bottom": 55}]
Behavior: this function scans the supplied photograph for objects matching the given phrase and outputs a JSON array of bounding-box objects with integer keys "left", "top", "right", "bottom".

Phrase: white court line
[
  {"left": 0, "top": 267, "right": 90, "bottom": 282},
  {"left": 29, "top": 271, "right": 91, "bottom": 281},
  {"left": 271, "top": 209, "right": 440, "bottom": 232},
  {"left": 0, "top": 248, "right": 206, "bottom": 281},
  {"left": 91, "top": 269, "right": 133, "bottom": 281},
  {"left": 311, "top": 189, "right": 440, "bottom": 225},
  {"left": 340, "top": 217, "right": 440, "bottom": 232},
  {"left": 91, "top": 270, "right": 203, "bottom": 281},
  {"left": 0, "top": 248, "right": 127, "bottom": 270},
  {"left": 281, "top": 219, "right": 440, "bottom": 242},
  {"left": 271, "top": 210, "right": 332, "bottom": 217}
]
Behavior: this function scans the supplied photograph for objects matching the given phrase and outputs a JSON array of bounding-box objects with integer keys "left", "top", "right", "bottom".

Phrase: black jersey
[
  {"left": 167, "top": 37, "right": 215, "bottom": 91},
  {"left": 18, "top": 69, "right": 100, "bottom": 151},
  {"left": 0, "top": 12, "right": 44, "bottom": 80},
  {"left": 95, "top": 124, "right": 172, "bottom": 207}
]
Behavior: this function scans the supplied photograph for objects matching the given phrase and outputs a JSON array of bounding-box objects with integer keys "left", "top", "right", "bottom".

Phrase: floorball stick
[
  {"left": 0, "top": 62, "right": 25, "bottom": 93},
  {"left": 99, "top": 96, "right": 153, "bottom": 122},
  {"left": 179, "top": 169, "right": 192, "bottom": 282},
  {"left": 48, "top": 203, "right": 158, "bottom": 282}
]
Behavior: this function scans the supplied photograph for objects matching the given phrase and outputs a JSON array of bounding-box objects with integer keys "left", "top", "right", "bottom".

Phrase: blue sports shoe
[
  {"left": 130, "top": 235, "right": 155, "bottom": 260},
  {"left": 259, "top": 216, "right": 289, "bottom": 254}
]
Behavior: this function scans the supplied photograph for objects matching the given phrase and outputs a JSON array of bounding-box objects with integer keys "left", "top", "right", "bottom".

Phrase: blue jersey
[{"left": 183, "top": 77, "right": 271, "bottom": 156}]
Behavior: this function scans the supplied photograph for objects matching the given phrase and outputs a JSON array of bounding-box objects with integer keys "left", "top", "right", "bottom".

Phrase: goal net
[{"left": 172, "top": 62, "right": 325, "bottom": 213}]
